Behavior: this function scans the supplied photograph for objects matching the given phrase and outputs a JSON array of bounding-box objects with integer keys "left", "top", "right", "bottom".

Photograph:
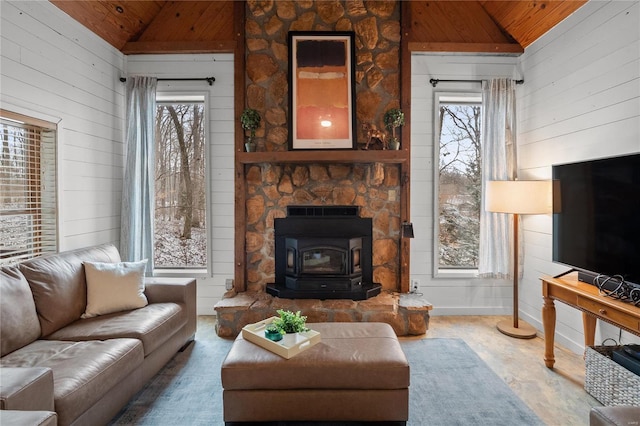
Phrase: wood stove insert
[{"left": 267, "top": 206, "right": 382, "bottom": 300}]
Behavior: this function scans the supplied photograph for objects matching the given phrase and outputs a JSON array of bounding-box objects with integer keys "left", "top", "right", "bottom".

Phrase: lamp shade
[{"left": 485, "top": 180, "right": 552, "bottom": 214}]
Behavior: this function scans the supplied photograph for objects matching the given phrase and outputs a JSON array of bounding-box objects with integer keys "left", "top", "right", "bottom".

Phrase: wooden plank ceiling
[
  {"left": 49, "top": 0, "right": 236, "bottom": 54},
  {"left": 406, "top": 0, "right": 587, "bottom": 53},
  {"left": 50, "top": 0, "right": 586, "bottom": 55}
]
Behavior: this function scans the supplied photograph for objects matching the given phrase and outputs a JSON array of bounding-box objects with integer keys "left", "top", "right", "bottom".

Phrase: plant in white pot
[
  {"left": 383, "top": 108, "right": 405, "bottom": 150},
  {"left": 272, "top": 309, "right": 309, "bottom": 345},
  {"left": 241, "top": 108, "right": 261, "bottom": 152}
]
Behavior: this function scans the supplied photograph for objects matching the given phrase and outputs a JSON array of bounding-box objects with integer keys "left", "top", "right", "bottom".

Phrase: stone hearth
[{"left": 213, "top": 291, "right": 432, "bottom": 338}]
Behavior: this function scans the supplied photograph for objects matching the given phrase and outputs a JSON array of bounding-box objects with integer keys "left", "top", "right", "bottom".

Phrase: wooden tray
[{"left": 241, "top": 317, "right": 321, "bottom": 359}]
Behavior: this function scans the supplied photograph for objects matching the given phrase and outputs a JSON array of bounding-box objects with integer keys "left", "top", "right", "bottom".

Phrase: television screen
[{"left": 552, "top": 153, "right": 640, "bottom": 285}]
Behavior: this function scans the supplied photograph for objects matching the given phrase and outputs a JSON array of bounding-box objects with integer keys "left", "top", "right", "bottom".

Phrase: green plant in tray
[{"left": 272, "top": 309, "right": 309, "bottom": 334}]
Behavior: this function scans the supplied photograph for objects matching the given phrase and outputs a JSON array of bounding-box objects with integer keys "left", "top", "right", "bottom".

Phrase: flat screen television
[{"left": 552, "top": 153, "right": 640, "bottom": 286}]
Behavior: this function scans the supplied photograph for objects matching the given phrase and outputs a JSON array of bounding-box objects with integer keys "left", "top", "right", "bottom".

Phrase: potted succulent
[
  {"left": 383, "top": 108, "right": 405, "bottom": 150},
  {"left": 241, "top": 108, "right": 261, "bottom": 152},
  {"left": 264, "top": 323, "right": 283, "bottom": 342}
]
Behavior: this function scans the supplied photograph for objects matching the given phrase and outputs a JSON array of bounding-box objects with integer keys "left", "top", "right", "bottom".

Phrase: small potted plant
[
  {"left": 241, "top": 108, "right": 261, "bottom": 152},
  {"left": 272, "top": 309, "right": 309, "bottom": 345},
  {"left": 264, "top": 323, "right": 283, "bottom": 342},
  {"left": 273, "top": 309, "right": 309, "bottom": 334},
  {"left": 383, "top": 108, "right": 405, "bottom": 150}
]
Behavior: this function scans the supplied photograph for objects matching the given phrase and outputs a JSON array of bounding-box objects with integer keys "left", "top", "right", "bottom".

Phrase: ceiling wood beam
[
  {"left": 408, "top": 42, "right": 524, "bottom": 55},
  {"left": 121, "top": 40, "right": 236, "bottom": 55}
]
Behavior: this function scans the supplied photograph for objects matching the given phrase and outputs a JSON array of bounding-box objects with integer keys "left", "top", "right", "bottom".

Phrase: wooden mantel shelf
[{"left": 237, "top": 149, "right": 409, "bottom": 164}]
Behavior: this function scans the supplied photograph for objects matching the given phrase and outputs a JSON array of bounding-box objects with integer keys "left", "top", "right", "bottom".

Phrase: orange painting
[{"left": 290, "top": 33, "right": 354, "bottom": 149}]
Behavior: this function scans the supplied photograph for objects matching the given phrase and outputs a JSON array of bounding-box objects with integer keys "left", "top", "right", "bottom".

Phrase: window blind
[{"left": 1, "top": 111, "right": 57, "bottom": 264}]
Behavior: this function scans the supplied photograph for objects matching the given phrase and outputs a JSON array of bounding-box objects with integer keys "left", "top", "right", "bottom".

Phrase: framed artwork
[{"left": 288, "top": 31, "right": 356, "bottom": 150}]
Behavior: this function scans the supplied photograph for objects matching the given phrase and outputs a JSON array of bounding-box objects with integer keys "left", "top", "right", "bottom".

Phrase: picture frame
[{"left": 288, "top": 31, "right": 356, "bottom": 150}]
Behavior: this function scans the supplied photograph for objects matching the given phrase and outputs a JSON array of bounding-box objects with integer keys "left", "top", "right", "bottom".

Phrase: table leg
[
  {"left": 542, "top": 296, "right": 556, "bottom": 368},
  {"left": 583, "top": 312, "right": 596, "bottom": 349}
]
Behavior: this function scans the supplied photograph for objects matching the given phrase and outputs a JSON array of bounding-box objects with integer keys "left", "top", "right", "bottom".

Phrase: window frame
[
  {"left": 0, "top": 109, "right": 58, "bottom": 265},
  {"left": 152, "top": 91, "right": 212, "bottom": 277},
  {"left": 432, "top": 91, "right": 483, "bottom": 279}
]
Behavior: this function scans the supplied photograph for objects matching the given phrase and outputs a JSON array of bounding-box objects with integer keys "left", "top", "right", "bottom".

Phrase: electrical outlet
[
  {"left": 225, "top": 278, "right": 234, "bottom": 290},
  {"left": 411, "top": 279, "right": 420, "bottom": 293}
]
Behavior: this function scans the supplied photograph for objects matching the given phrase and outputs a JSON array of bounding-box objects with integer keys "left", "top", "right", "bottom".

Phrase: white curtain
[
  {"left": 478, "top": 78, "right": 520, "bottom": 278},
  {"left": 120, "top": 76, "right": 157, "bottom": 274}
]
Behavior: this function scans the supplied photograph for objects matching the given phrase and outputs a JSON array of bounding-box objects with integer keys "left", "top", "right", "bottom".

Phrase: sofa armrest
[
  {"left": 0, "top": 410, "right": 57, "bottom": 426},
  {"left": 590, "top": 406, "right": 640, "bottom": 426},
  {"left": 144, "top": 278, "right": 197, "bottom": 342},
  {"left": 144, "top": 277, "right": 196, "bottom": 304},
  {"left": 0, "top": 367, "right": 55, "bottom": 411}
]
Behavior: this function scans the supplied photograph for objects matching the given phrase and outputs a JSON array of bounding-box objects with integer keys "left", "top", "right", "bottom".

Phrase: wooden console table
[{"left": 541, "top": 273, "right": 640, "bottom": 368}]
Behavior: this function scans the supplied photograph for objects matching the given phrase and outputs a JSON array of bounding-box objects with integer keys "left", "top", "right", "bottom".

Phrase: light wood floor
[{"left": 414, "top": 315, "right": 600, "bottom": 426}]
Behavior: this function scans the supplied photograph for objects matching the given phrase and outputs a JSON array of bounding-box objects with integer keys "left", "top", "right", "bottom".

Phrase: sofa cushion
[
  {"left": 0, "top": 338, "right": 143, "bottom": 426},
  {"left": 45, "top": 303, "right": 186, "bottom": 356},
  {"left": 0, "top": 266, "right": 42, "bottom": 356},
  {"left": 82, "top": 259, "right": 148, "bottom": 318},
  {"left": 19, "top": 244, "right": 121, "bottom": 336}
]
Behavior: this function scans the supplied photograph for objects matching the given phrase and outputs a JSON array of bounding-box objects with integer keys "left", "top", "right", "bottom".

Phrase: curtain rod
[
  {"left": 119, "top": 77, "right": 215, "bottom": 86},
  {"left": 429, "top": 78, "right": 523, "bottom": 88}
]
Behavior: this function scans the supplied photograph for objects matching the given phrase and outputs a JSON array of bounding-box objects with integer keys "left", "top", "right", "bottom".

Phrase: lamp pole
[
  {"left": 495, "top": 210, "right": 536, "bottom": 338},
  {"left": 512, "top": 213, "right": 519, "bottom": 330}
]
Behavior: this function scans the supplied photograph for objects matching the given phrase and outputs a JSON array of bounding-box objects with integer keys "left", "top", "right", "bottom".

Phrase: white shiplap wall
[
  {"left": 1, "top": 1, "right": 126, "bottom": 251},
  {"left": 126, "top": 55, "right": 235, "bottom": 315},
  {"left": 410, "top": 54, "right": 521, "bottom": 316},
  {"left": 517, "top": 0, "right": 640, "bottom": 353}
]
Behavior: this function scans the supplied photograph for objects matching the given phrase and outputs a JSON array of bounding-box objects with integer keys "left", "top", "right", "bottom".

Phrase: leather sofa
[{"left": 0, "top": 244, "right": 196, "bottom": 426}]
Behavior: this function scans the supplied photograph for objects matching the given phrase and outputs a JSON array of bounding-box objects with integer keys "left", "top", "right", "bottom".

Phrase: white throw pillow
[{"left": 82, "top": 259, "right": 148, "bottom": 318}]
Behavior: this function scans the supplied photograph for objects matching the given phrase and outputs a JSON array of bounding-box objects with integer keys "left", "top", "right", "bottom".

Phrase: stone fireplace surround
[
  {"left": 214, "top": 160, "right": 431, "bottom": 337},
  {"left": 214, "top": 1, "right": 433, "bottom": 336},
  {"left": 236, "top": 1, "right": 412, "bottom": 294},
  {"left": 244, "top": 162, "right": 403, "bottom": 293},
  {"left": 214, "top": 162, "right": 432, "bottom": 337}
]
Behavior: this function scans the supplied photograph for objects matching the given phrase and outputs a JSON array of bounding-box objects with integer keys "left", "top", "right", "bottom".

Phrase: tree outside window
[
  {"left": 154, "top": 100, "right": 207, "bottom": 269},
  {"left": 436, "top": 94, "right": 482, "bottom": 270},
  {"left": 1, "top": 111, "right": 57, "bottom": 264}
]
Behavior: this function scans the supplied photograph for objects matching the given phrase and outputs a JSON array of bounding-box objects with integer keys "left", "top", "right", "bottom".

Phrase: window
[
  {"left": 153, "top": 95, "right": 209, "bottom": 270},
  {"left": 434, "top": 93, "right": 482, "bottom": 272},
  {"left": 1, "top": 110, "right": 57, "bottom": 264}
]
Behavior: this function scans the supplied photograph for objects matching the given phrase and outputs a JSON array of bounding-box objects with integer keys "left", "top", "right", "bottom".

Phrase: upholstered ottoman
[{"left": 221, "top": 322, "right": 409, "bottom": 425}]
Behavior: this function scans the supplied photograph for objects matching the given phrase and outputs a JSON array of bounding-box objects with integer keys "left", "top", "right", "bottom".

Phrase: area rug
[
  {"left": 402, "top": 338, "right": 543, "bottom": 425},
  {"left": 109, "top": 325, "right": 543, "bottom": 425}
]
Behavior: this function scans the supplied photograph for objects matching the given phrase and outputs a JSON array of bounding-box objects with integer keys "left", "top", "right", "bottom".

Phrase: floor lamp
[{"left": 485, "top": 180, "right": 552, "bottom": 339}]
